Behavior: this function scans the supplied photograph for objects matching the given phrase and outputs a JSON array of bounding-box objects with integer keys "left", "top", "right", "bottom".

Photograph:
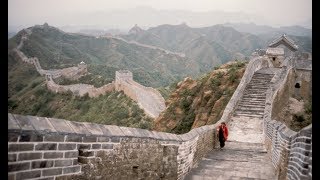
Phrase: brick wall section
[
  {"left": 8, "top": 113, "right": 220, "bottom": 180},
  {"left": 263, "top": 59, "right": 312, "bottom": 180}
]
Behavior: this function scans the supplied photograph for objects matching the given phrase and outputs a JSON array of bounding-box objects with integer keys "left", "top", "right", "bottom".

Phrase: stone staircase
[
  {"left": 184, "top": 68, "right": 280, "bottom": 180},
  {"left": 233, "top": 70, "right": 275, "bottom": 118}
]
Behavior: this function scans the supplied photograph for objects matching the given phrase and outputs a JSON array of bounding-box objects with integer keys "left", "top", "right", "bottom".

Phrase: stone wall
[
  {"left": 46, "top": 77, "right": 114, "bottom": 98},
  {"left": 263, "top": 62, "right": 312, "bottom": 179},
  {"left": 8, "top": 113, "right": 219, "bottom": 180}
]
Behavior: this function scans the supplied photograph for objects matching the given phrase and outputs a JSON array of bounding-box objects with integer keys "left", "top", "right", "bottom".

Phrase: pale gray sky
[{"left": 8, "top": 0, "right": 312, "bottom": 29}]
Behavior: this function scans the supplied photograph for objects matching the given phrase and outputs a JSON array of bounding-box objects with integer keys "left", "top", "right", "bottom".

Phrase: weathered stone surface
[
  {"left": 104, "top": 125, "right": 124, "bottom": 137},
  {"left": 62, "top": 165, "right": 81, "bottom": 174},
  {"left": 55, "top": 159, "right": 73, "bottom": 167},
  {"left": 8, "top": 162, "right": 30, "bottom": 172},
  {"left": 8, "top": 113, "right": 21, "bottom": 130},
  {"left": 18, "top": 152, "right": 42, "bottom": 161},
  {"left": 9, "top": 144, "right": 34, "bottom": 152},
  {"left": 16, "top": 170, "right": 41, "bottom": 179},
  {"left": 28, "top": 116, "right": 56, "bottom": 133},
  {"left": 82, "top": 135, "right": 97, "bottom": 142},
  {"left": 48, "top": 118, "right": 74, "bottom": 134},
  {"left": 13, "top": 114, "right": 35, "bottom": 131},
  {"left": 42, "top": 168, "right": 62, "bottom": 176},
  {"left": 66, "top": 121, "right": 91, "bottom": 135},
  {"left": 82, "top": 122, "right": 104, "bottom": 135},
  {"left": 64, "top": 151, "right": 79, "bottom": 158},
  {"left": 8, "top": 132, "right": 20, "bottom": 142},
  {"left": 35, "top": 143, "right": 57, "bottom": 150},
  {"left": 44, "top": 152, "right": 64, "bottom": 159},
  {"left": 32, "top": 160, "right": 54, "bottom": 169},
  {"left": 44, "top": 133, "right": 65, "bottom": 142},
  {"left": 58, "top": 143, "right": 77, "bottom": 150},
  {"left": 65, "top": 134, "right": 82, "bottom": 142},
  {"left": 8, "top": 153, "right": 17, "bottom": 162},
  {"left": 19, "top": 132, "right": 43, "bottom": 142}
]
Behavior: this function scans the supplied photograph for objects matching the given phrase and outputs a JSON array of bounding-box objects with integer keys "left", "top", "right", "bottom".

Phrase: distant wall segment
[{"left": 8, "top": 113, "right": 219, "bottom": 180}]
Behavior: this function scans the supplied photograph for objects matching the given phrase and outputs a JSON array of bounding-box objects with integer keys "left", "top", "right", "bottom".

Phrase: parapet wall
[
  {"left": 8, "top": 113, "right": 219, "bottom": 180},
  {"left": 46, "top": 77, "right": 114, "bottom": 98},
  {"left": 263, "top": 62, "right": 312, "bottom": 179}
]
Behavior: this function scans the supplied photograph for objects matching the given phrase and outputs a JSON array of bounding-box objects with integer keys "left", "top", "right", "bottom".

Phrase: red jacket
[{"left": 217, "top": 125, "right": 228, "bottom": 141}]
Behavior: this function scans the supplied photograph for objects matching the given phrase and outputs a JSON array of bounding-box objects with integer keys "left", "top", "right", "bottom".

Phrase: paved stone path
[{"left": 185, "top": 69, "right": 278, "bottom": 180}]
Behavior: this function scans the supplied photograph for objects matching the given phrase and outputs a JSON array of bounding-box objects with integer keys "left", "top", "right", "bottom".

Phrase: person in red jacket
[{"left": 217, "top": 122, "right": 228, "bottom": 149}]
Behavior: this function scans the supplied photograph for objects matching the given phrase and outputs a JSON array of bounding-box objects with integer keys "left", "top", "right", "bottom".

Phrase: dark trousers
[{"left": 219, "top": 140, "right": 225, "bottom": 148}]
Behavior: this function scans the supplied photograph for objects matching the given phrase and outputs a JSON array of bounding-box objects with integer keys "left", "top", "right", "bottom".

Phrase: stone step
[
  {"left": 237, "top": 104, "right": 265, "bottom": 108},
  {"left": 241, "top": 97, "right": 266, "bottom": 101},
  {"left": 238, "top": 101, "right": 265, "bottom": 106},
  {"left": 233, "top": 113, "right": 263, "bottom": 118},
  {"left": 235, "top": 108, "right": 264, "bottom": 113},
  {"left": 245, "top": 86, "right": 269, "bottom": 89},
  {"left": 235, "top": 106, "right": 265, "bottom": 111}
]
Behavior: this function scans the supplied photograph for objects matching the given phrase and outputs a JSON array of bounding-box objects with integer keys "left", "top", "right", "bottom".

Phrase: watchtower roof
[{"left": 268, "top": 34, "right": 298, "bottom": 51}]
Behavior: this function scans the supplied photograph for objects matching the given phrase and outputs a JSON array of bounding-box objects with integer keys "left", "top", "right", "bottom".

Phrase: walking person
[{"left": 217, "top": 122, "right": 228, "bottom": 150}]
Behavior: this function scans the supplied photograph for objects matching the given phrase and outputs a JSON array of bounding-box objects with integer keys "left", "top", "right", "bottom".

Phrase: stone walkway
[{"left": 185, "top": 69, "right": 278, "bottom": 179}]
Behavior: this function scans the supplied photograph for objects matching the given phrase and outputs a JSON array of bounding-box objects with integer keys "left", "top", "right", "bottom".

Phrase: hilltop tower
[{"left": 115, "top": 70, "right": 133, "bottom": 91}]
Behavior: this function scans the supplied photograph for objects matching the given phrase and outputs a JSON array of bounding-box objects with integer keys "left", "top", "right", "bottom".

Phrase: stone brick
[
  {"left": 8, "top": 153, "right": 17, "bottom": 162},
  {"left": 16, "top": 170, "right": 41, "bottom": 179},
  {"left": 19, "top": 132, "right": 43, "bottom": 142},
  {"left": 32, "top": 160, "right": 54, "bottom": 169},
  {"left": 9, "top": 144, "right": 34, "bottom": 152},
  {"left": 8, "top": 162, "right": 30, "bottom": 172},
  {"left": 36, "top": 177, "right": 54, "bottom": 180},
  {"left": 82, "top": 135, "right": 97, "bottom": 142},
  {"left": 72, "top": 158, "right": 78, "bottom": 165},
  {"left": 58, "top": 143, "right": 76, "bottom": 150},
  {"left": 42, "top": 168, "right": 62, "bottom": 176},
  {"left": 78, "top": 156, "right": 95, "bottom": 164},
  {"left": 8, "top": 173, "right": 15, "bottom": 180},
  {"left": 8, "top": 132, "right": 19, "bottom": 142},
  {"left": 111, "top": 137, "right": 121, "bottom": 143},
  {"left": 79, "top": 149, "right": 94, "bottom": 157},
  {"left": 65, "top": 134, "right": 82, "bottom": 142},
  {"left": 55, "top": 159, "right": 73, "bottom": 167},
  {"left": 35, "top": 143, "right": 57, "bottom": 150},
  {"left": 64, "top": 151, "right": 79, "bottom": 158},
  {"left": 44, "top": 152, "right": 63, "bottom": 159},
  {"left": 77, "top": 144, "right": 91, "bottom": 149},
  {"left": 18, "top": 152, "right": 42, "bottom": 161},
  {"left": 62, "top": 165, "right": 81, "bottom": 174},
  {"left": 44, "top": 134, "right": 65, "bottom": 142},
  {"left": 102, "top": 144, "right": 114, "bottom": 149},
  {"left": 92, "top": 144, "right": 102, "bottom": 149},
  {"left": 97, "top": 137, "right": 109, "bottom": 142}
]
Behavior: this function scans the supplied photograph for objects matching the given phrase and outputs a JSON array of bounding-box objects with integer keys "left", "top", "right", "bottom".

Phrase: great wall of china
[
  {"left": 13, "top": 25, "right": 166, "bottom": 118},
  {"left": 9, "top": 28, "right": 312, "bottom": 180}
]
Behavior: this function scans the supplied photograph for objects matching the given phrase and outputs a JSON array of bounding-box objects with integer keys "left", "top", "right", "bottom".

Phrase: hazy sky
[{"left": 9, "top": 0, "right": 312, "bottom": 29}]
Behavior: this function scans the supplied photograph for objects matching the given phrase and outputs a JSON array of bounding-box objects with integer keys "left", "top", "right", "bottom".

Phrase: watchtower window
[
  {"left": 295, "top": 83, "right": 301, "bottom": 88},
  {"left": 272, "top": 57, "right": 276, "bottom": 61}
]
